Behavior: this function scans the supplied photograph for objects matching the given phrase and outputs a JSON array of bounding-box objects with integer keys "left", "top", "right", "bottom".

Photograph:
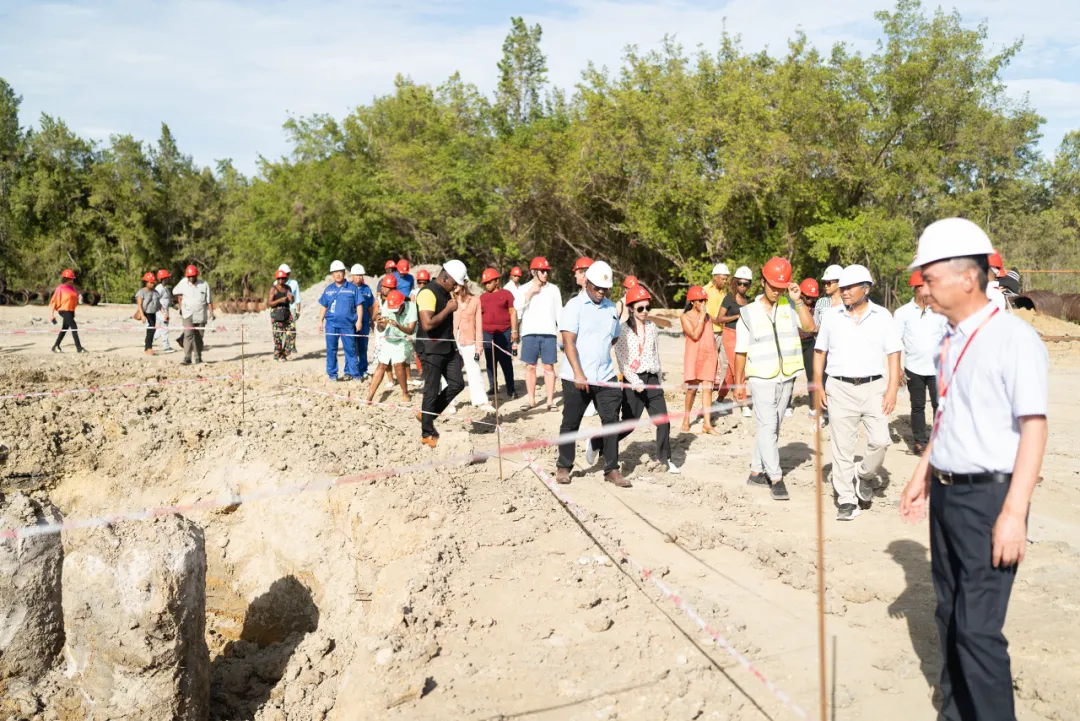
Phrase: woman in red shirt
[
  {"left": 50, "top": 269, "right": 86, "bottom": 353},
  {"left": 479, "top": 268, "right": 519, "bottom": 400}
]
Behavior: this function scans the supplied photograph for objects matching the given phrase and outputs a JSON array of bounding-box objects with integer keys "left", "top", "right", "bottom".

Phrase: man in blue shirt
[
  {"left": 555, "top": 260, "right": 629, "bottom": 487},
  {"left": 395, "top": 259, "right": 416, "bottom": 299},
  {"left": 317, "top": 260, "right": 365, "bottom": 381},
  {"left": 350, "top": 264, "right": 376, "bottom": 378}
]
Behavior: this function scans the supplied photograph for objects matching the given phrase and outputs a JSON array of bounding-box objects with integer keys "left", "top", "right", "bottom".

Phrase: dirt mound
[{"left": 1014, "top": 307, "right": 1080, "bottom": 338}]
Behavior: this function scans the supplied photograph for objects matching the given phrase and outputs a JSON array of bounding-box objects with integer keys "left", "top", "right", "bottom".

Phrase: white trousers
[
  {"left": 826, "top": 377, "right": 890, "bottom": 506},
  {"left": 458, "top": 343, "right": 488, "bottom": 406},
  {"left": 155, "top": 313, "right": 170, "bottom": 350},
  {"left": 749, "top": 378, "right": 795, "bottom": 480}
]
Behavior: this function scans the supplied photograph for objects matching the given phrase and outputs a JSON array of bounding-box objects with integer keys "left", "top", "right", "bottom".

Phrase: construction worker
[
  {"left": 135, "top": 271, "right": 162, "bottom": 355},
  {"left": 900, "top": 217, "right": 1048, "bottom": 721},
  {"left": 505, "top": 266, "right": 524, "bottom": 302},
  {"left": 378, "top": 275, "right": 401, "bottom": 389},
  {"left": 278, "top": 263, "right": 301, "bottom": 357},
  {"left": 154, "top": 269, "right": 175, "bottom": 354},
  {"left": 813, "top": 264, "right": 902, "bottom": 520},
  {"left": 316, "top": 260, "right": 364, "bottom": 381},
  {"left": 811, "top": 264, "right": 844, "bottom": 419},
  {"left": 705, "top": 263, "right": 731, "bottom": 386},
  {"left": 479, "top": 267, "right": 519, "bottom": 399},
  {"left": 986, "top": 249, "right": 1008, "bottom": 311},
  {"left": 350, "top": 264, "right": 375, "bottom": 378},
  {"left": 267, "top": 270, "right": 294, "bottom": 361},
  {"left": 731, "top": 257, "right": 813, "bottom": 501},
  {"left": 384, "top": 260, "right": 396, "bottom": 274},
  {"left": 49, "top": 269, "right": 85, "bottom": 353},
  {"left": 366, "top": 289, "right": 417, "bottom": 403},
  {"left": 413, "top": 269, "right": 431, "bottom": 300},
  {"left": 797, "top": 278, "right": 820, "bottom": 416},
  {"left": 171, "top": 265, "right": 214, "bottom": 365},
  {"left": 573, "top": 257, "right": 593, "bottom": 289},
  {"left": 556, "top": 261, "right": 628, "bottom": 487},
  {"left": 893, "top": 270, "right": 947, "bottom": 454},
  {"left": 395, "top": 259, "right": 415, "bottom": 299},
  {"left": 416, "top": 260, "right": 468, "bottom": 447},
  {"left": 514, "top": 256, "right": 563, "bottom": 411}
]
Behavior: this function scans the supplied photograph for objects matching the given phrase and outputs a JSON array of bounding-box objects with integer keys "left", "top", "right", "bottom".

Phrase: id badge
[{"left": 628, "top": 358, "right": 641, "bottom": 373}]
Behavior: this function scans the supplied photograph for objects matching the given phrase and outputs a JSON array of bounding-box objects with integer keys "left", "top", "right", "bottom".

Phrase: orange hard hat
[
  {"left": 574, "top": 257, "right": 594, "bottom": 272},
  {"left": 61, "top": 268, "right": 76, "bottom": 280},
  {"left": 624, "top": 275, "right": 639, "bottom": 287},
  {"left": 510, "top": 266, "right": 523, "bottom": 278},
  {"left": 416, "top": 269, "right": 431, "bottom": 282},
  {"left": 909, "top": 270, "right": 924, "bottom": 287},
  {"left": 761, "top": 257, "right": 792, "bottom": 286},
  {"left": 481, "top": 267, "right": 500, "bottom": 284},
  {"left": 275, "top": 270, "right": 288, "bottom": 279},
  {"left": 988, "top": 249, "right": 1003, "bottom": 270},
  {"left": 385, "top": 289, "right": 406, "bottom": 310},
  {"left": 156, "top": 269, "right": 171, "bottom": 280},
  {"left": 686, "top": 286, "right": 708, "bottom": 302},
  {"left": 800, "top": 278, "right": 820, "bottom": 298},
  {"left": 142, "top": 271, "right": 157, "bottom": 283},
  {"left": 396, "top": 259, "right": 410, "bottom": 273},
  {"left": 625, "top": 285, "right": 651, "bottom": 305},
  {"left": 384, "top": 260, "right": 396, "bottom": 270},
  {"left": 184, "top": 265, "right": 198, "bottom": 277},
  {"left": 381, "top": 274, "right": 397, "bottom": 289},
  {"left": 530, "top": 256, "right": 551, "bottom": 271}
]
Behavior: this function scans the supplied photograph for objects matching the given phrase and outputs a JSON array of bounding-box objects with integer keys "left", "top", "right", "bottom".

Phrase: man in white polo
[
  {"left": 813, "top": 264, "right": 902, "bottom": 521},
  {"left": 893, "top": 270, "right": 947, "bottom": 454}
]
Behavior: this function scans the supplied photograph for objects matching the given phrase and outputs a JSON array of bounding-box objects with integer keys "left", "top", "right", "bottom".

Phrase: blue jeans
[
  {"left": 483, "top": 329, "right": 515, "bottom": 393},
  {"left": 354, "top": 333, "right": 370, "bottom": 376},
  {"left": 326, "top": 323, "right": 359, "bottom": 378}
]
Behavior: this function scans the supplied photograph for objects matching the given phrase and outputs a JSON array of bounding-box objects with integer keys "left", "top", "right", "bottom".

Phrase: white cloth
[
  {"left": 287, "top": 278, "right": 301, "bottom": 316},
  {"left": 504, "top": 280, "right": 521, "bottom": 304},
  {"left": 171, "top": 278, "right": 213, "bottom": 324},
  {"left": 458, "top": 342, "right": 489, "bottom": 406},
  {"left": 893, "top": 300, "right": 947, "bottom": 376},
  {"left": 929, "top": 301, "right": 1048, "bottom": 474},
  {"left": 155, "top": 283, "right": 172, "bottom": 350},
  {"left": 734, "top": 295, "right": 800, "bottom": 382},
  {"left": 986, "top": 280, "right": 1008, "bottom": 312},
  {"left": 514, "top": 281, "right": 563, "bottom": 337},
  {"left": 815, "top": 301, "right": 902, "bottom": 378}
]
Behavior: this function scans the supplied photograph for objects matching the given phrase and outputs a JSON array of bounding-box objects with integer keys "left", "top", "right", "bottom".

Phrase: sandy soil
[{"left": 1, "top": 301, "right": 1079, "bottom": 720}]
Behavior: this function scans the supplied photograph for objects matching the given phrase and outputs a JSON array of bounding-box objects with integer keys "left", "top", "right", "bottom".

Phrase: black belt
[
  {"left": 833, "top": 375, "right": 882, "bottom": 386},
  {"left": 933, "top": 469, "right": 1012, "bottom": 486}
]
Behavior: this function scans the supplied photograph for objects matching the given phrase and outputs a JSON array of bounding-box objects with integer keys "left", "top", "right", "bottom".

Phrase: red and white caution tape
[{"left": 0, "top": 324, "right": 234, "bottom": 336}]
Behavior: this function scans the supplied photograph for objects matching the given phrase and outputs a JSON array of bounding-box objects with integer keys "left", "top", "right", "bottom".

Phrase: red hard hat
[
  {"left": 61, "top": 268, "right": 76, "bottom": 280},
  {"left": 686, "top": 285, "right": 708, "bottom": 302},
  {"left": 184, "top": 265, "right": 198, "bottom": 277},
  {"left": 799, "top": 278, "right": 820, "bottom": 298},
  {"left": 385, "top": 289, "right": 406, "bottom": 310},
  {"left": 988, "top": 250, "right": 1003, "bottom": 270},
  {"left": 530, "top": 256, "right": 551, "bottom": 271},
  {"left": 416, "top": 269, "right": 431, "bottom": 282},
  {"left": 481, "top": 267, "right": 500, "bottom": 284},
  {"left": 574, "top": 257, "right": 594, "bottom": 272},
  {"left": 275, "top": 270, "right": 288, "bottom": 279},
  {"left": 385, "top": 260, "right": 396, "bottom": 270},
  {"left": 156, "top": 269, "right": 171, "bottom": 280},
  {"left": 396, "top": 259, "right": 411, "bottom": 273},
  {"left": 909, "top": 270, "right": 924, "bottom": 287},
  {"left": 142, "top": 271, "right": 157, "bottom": 283},
  {"left": 510, "top": 266, "right": 523, "bottom": 278},
  {"left": 761, "top": 257, "right": 792, "bottom": 286},
  {"left": 625, "top": 285, "right": 651, "bottom": 305},
  {"left": 381, "top": 274, "right": 397, "bottom": 289},
  {"left": 624, "top": 275, "right": 639, "bottom": 288}
]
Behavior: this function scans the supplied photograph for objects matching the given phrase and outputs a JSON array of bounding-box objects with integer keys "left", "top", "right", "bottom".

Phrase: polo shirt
[
  {"left": 558, "top": 290, "right": 620, "bottom": 383},
  {"left": 514, "top": 281, "right": 563, "bottom": 337},
  {"left": 705, "top": 284, "right": 727, "bottom": 333},
  {"left": 480, "top": 288, "right": 515, "bottom": 333},
  {"left": 930, "top": 301, "right": 1048, "bottom": 473},
  {"left": 815, "top": 301, "right": 902, "bottom": 378},
  {"left": 892, "top": 300, "right": 948, "bottom": 377}
]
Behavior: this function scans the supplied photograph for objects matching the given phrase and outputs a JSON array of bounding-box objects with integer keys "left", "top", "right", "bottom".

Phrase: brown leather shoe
[
  {"left": 555, "top": 468, "right": 571, "bottom": 484},
  {"left": 604, "top": 470, "right": 631, "bottom": 488},
  {"left": 421, "top": 436, "right": 437, "bottom": 449}
]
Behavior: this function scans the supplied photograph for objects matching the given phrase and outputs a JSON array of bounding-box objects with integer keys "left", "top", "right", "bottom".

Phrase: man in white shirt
[
  {"left": 514, "top": 256, "right": 563, "bottom": 410},
  {"left": 171, "top": 264, "right": 215, "bottom": 365},
  {"left": 894, "top": 270, "right": 947, "bottom": 454},
  {"left": 504, "top": 266, "right": 524, "bottom": 302},
  {"left": 814, "top": 264, "right": 902, "bottom": 521},
  {"left": 900, "top": 217, "right": 1048, "bottom": 721}
]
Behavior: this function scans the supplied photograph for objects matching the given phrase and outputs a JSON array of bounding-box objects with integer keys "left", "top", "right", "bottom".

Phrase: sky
[{"left": 1, "top": 0, "right": 1078, "bottom": 176}]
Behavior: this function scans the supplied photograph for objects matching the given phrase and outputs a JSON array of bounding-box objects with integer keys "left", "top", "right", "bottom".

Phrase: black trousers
[
  {"left": 54, "top": 310, "right": 83, "bottom": 350},
  {"left": 558, "top": 378, "right": 623, "bottom": 472},
  {"left": 144, "top": 312, "right": 157, "bottom": 351},
  {"left": 801, "top": 336, "right": 817, "bottom": 390},
  {"left": 930, "top": 478, "right": 1018, "bottom": 721},
  {"left": 420, "top": 351, "right": 465, "bottom": 438},
  {"left": 590, "top": 372, "right": 671, "bottom": 463},
  {"left": 483, "top": 329, "right": 515, "bottom": 394},
  {"left": 906, "top": 370, "right": 939, "bottom": 446}
]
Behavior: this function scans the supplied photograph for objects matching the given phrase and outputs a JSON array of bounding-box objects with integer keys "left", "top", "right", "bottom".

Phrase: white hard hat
[
  {"left": 278, "top": 263, "right": 291, "bottom": 274},
  {"left": 585, "top": 260, "right": 614, "bottom": 289},
  {"left": 734, "top": 266, "right": 752, "bottom": 280},
  {"left": 712, "top": 263, "right": 730, "bottom": 276},
  {"left": 838, "top": 264, "right": 873, "bottom": 287},
  {"left": 350, "top": 264, "right": 365, "bottom": 276},
  {"left": 821, "top": 264, "right": 843, "bottom": 282},
  {"left": 443, "top": 259, "right": 468, "bottom": 285},
  {"left": 329, "top": 260, "right": 346, "bottom": 273},
  {"left": 909, "top": 217, "right": 993, "bottom": 269}
]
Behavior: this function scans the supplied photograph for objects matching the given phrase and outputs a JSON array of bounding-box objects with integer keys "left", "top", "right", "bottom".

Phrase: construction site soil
[{"left": 1, "top": 301, "right": 1079, "bottom": 721}]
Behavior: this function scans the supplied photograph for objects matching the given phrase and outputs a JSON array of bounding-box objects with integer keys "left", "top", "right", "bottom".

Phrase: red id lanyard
[{"left": 931, "top": 307, "right": 999, "bottom": 440}]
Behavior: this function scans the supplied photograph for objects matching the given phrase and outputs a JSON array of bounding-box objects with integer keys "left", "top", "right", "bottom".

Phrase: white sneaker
[
  {"left": 584, "top": 401, "right": 597, "bottom": 417},
  {"left": 585, "top": 441, "right": 597, "bottom": 466},
  {"left": 808, "top": 409, "right": 817, "bottom": 419},
  {"left": 479, "top": 404, "right": 496, "bottom": 413},
  {"left": 667, "top": 460, "right": 681, "bottom": 475},
  {"left": 741, "top": 407, "right": 752, "bottom": 418},
  {"left": 162, "top": 347, "right": 176, "bottom": 354},
  {"left": 784, "top": 407, "right": 793, "bottom": 418},
  {"left": 445, "top": 404, "right": 457, "bottom": 416}
]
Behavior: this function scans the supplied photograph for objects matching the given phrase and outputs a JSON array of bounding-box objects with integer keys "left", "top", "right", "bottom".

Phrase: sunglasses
[
  {"left": 535, "top": 269, "right": 549, "bottom": 274},
  {"left": 633, "top": 305, "right": 650, "bottom": 313},
  {"left": 735, "top": 280, "right": 750, "bottom": 287}
]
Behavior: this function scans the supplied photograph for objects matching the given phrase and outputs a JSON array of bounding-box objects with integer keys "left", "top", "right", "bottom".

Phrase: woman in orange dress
[{"left": 681, "top": 286, "right": 720, "bottom": 434}]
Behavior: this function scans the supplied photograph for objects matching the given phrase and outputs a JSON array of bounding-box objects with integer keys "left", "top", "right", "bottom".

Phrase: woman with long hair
[
  {"left": 452, "top": 281, "right": 496, "bottom": 413},
  {"left": 681, "top": 286, "right": 721, "bottom": 434},
  {"left": 267, "top": 270, "right": 294, "bottom": 361}
]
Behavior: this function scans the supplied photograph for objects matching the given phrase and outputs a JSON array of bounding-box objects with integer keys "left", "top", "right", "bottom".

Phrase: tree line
[{"left": 2, "top": 0, "right": 1079, "bottom": 306}]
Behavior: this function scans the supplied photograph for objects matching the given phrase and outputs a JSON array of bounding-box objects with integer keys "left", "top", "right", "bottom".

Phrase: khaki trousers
[
  {"left": 749, "top": 377, "right": 795, "bottom": 481},
  {"left": 826, "top": 377, "right": 890, "bottom": 506}
]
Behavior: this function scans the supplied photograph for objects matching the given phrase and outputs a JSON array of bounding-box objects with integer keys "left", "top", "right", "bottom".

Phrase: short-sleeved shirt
[
  {"left": 719, "top": 293, "right": 744, "bottom": 331},
  {"left": 814, "top": 301, "right": 902, "bottom": 378},
  {"left": 155, "top": 283, "right": 172, "bottom": 314},
  {"left": 378, "top": 299, "right": 418, "bottom": 345},
  {"left": 136, "top": 287, "right": 161, "bottom": 315},
  {"left": 357, "top": 284, "right": 375, "bottom": 332},
  {"left": 171, "top": 278, "right": 213, "bottom": 324},
  {"left": 930, "top": 301, "right": 1048, "bottom": 473},
  {"left": 813, "top": 297, "right": 836, "bottom": 329},
  {"left": 318, "top": 281, "right": 362, "bottom": 326},
  {"left": 286, "top": 279, "right": 301, "bottom": 316},
  {"left": 558, "top": 290, "right": 621, "bottom": 383},
  {"left": 893, "top": 300, "right": 948, "bottom": 377},
  {"left": 705, "top": 284, "right": 727, "bottom": 332},
  {"left": 480, "top": 289, "right": 515, "bottom": 333},
  {"left": 395, "top": 272, "right": 415, "bottom": 299}
]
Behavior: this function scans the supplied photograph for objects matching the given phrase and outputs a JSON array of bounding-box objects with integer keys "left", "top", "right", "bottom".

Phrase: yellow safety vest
[{"left": 740, "top": 297, "right": 804, "bottom": 379}]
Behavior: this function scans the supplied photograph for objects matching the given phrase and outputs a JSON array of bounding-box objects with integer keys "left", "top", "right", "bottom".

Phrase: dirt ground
[{"left": 1, "top": 301, "right": 1079, "bottom": 721}]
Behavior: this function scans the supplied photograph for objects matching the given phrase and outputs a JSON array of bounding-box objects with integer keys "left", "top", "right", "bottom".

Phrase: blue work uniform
[
  {"left": 354, "top": 283, "right": 375, "bottom": 376},
  {"left": 395, "top": 272, "right": 415, "bottom": 299},
  {"left": 319, "top": 280, "right": 363, "bottom": 379}
]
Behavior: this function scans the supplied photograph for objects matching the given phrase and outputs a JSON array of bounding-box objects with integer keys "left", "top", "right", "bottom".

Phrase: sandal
[
  {"left": 679, "top": 422, "right": 691, "bottom": 432},
  {"left": 700, "top": 426, "right": 723, "bottom": 436},
  {"left": 548, "top": 404, "right": 559, "bottom": 412}
]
